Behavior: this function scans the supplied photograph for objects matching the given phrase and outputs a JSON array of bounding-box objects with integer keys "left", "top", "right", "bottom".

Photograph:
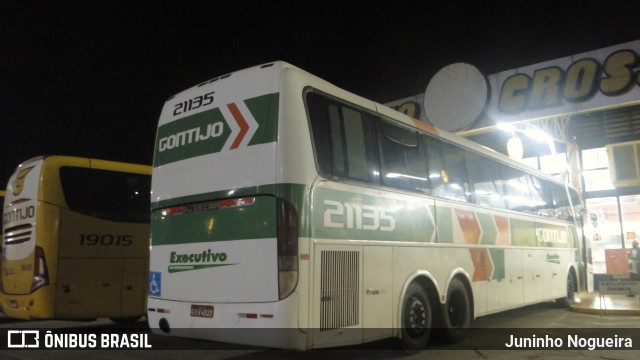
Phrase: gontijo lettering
[
  {"left": 536, "top": 228, "right": 568, "bottom": 244},
  {"left": 3, "top": 205, "right": 35, "bottom": 226},
  {"left": 158, "top": 122, "right": 224, "bottom": 152}
]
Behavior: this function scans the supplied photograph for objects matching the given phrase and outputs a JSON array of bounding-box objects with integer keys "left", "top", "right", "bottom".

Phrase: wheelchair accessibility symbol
[{"left": 149, "top": 272, "right": 161, "bottom": 297}]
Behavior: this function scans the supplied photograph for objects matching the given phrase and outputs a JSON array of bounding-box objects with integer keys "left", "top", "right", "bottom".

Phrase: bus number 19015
[{"left": 79, "top": 234, "right": 133, "bottom": 246}]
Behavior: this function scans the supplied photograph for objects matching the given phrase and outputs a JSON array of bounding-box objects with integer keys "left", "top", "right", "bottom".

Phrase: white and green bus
[{"left": 147, "top": 61, "right": 582, "bottom": 350}]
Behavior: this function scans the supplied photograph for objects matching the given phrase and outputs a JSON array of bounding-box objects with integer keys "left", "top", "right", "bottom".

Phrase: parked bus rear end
[
  {"left": 1, "top": 156, "right": 151, "bottom": 321},
  {"left": 147, "top": 62, "right": 319, "bottom": 348}
]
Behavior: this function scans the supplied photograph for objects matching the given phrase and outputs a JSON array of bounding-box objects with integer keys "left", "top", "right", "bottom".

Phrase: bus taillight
[
  {"left": 32, "top": 245, "right": 49, "bottom": 292},
  {"left": 161, "top": 197, "right": 257, "bottom": 216},
  {"left": 276, "top": 199, "right": 298, "bottom": 300}
]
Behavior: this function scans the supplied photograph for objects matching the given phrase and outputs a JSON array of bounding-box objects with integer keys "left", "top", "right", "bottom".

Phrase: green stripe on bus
[
  {"left": 151, "top": 195, "right": 277, "bottom": 246},
  {"left": 311, "top": 187, "right": 436, "bottom": 242},
  {"left": 168, "top": 263, "right": 235, "bottom": 273},
  {"left": 246, "top": 93, "right": 279, "bottom": 146},
  {"left": 151, "top": 183, "right": 310, "bottom": 245},
  {"left": 510, "top": 218, "right": 536, "bottom": 247},
  {"left": 151, "top": 183, "right": 308, "bottom": 213},
  {"left": 153, "top": 93, "right": 279, "bottom": 167},
  {"left": 477, "top": 213, "right": 497, "bottom": 246},
  {"left": 436, "top": 206, "right": 453, "bottom": 243},
  {"left": 152, "top": 182, "right": 575, "bottom": 249},
  {"left": 489, "top": 248, "right": 505, "bottom": 280}
]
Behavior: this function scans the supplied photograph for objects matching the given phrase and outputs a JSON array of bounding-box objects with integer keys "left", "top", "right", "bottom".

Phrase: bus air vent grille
[
  {"left": 319, "top": 250, "right": 359, "bottom": 331},
  {"left": 3, "top": 224, "right": 33, "bottom": 245}
]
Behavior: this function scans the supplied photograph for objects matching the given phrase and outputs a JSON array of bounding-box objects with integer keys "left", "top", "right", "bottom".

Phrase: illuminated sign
[
  {"left": 488, "top": 40, "right": 640, "bottom": 122},
  {"left": 387, "top": 40, "right": 640, "bottom": 126}
]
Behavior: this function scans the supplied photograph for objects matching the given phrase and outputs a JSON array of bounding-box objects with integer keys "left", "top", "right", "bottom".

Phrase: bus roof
[
  {"left": 169, "top": 60, "right": 578, "bottom": 193},
  {"left": 15, "top": 155, "right": 151, "bottom": 175}
]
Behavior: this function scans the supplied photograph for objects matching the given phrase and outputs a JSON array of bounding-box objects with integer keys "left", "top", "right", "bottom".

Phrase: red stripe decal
[
  {"left": 227, "top": 103, "right": 249, "bottom": 149},
  {"left": 455, "top": 209, "right": 480, "bottom": 245}
]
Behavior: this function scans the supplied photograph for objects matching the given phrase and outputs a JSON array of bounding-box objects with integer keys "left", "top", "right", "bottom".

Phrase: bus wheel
[
  {"left": 110, "top": 316, "right": 142, "bottom": 325},
  {"left": 399, "top": 283, "right": 432, "bottom": 351},
  {"left": 441, "top": 278, "right": 471, "bottom": 343},
  {"left": 556, "top": 270, "right": 577, "bottom": 307}
]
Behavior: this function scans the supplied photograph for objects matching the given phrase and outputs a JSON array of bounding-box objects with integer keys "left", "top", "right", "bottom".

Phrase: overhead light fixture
[{"left": 507, "top": 136, "right": 524, "bottom": 160}]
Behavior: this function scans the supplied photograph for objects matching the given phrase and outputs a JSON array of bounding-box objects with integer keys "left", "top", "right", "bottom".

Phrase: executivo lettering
[{"left": 168, "top": 249, "right": 233, "bottom": 273}]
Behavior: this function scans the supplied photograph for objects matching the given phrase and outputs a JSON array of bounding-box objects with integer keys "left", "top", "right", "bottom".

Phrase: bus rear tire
[
  {"left": 399, "top": 283, "right": 432, "bottom": 351},
  {"left": 556, "top": 270, "right": 577, "bottom": 307},
  {"left": 441, "top": 278, "right": 471, "bottom": 343}
]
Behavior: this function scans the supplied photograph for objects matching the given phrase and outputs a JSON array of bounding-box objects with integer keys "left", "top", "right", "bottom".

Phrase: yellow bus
[
  {"left": 1, "top": 156, "right": 151, "bottom": 322},
  {"left": 0, "top": 190, "right": 4, "bottom": 277}
]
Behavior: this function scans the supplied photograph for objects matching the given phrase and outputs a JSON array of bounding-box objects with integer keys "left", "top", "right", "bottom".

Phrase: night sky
[{"left": 2, "top": 1, "right": 640, "bottom": 186}]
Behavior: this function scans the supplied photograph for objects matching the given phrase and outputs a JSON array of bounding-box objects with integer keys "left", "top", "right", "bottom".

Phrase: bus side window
[
  {"left": 379, "top": 121, "right": 429, "bottom": 193},
  {"left": 341, "top": 107, "right": 379, "bottom": 183},
  {"left": 504, "top": 167, "right": 536, "bottom": 214},
  {"left": 425, "top": 136, "right": 469, "bottom": 202},
  {"left": 530, "top": 176, "right": 554, "bottom": 218},
  {"left": 305, "top": 91, "right": 379, "bottom": 184},
  {"left": 465, "top": 152, "right": 507, "bottom": 209},
  {"left": 306, "top": 92, "right": 333, "bottom": 177},
  {"left": 328, "top": 105, "right": 345, "bottom": 175},
  {"left": 550, "top": 182, "right": 574, "bottom": 221},
  {"left": 424, "top": 135, "right": 444, "bottom": 196}
]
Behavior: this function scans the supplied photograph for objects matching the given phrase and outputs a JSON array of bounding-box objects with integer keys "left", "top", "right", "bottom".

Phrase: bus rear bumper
[
  {"left": 147, "top": 293, "right": 307, "bottom": 350},
  {"left": 0, "top": 286, "right": 55, "bottom": 320}
]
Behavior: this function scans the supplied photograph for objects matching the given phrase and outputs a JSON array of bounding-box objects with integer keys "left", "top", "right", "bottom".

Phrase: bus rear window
[{"left": 60, "top": 167, "right": 150, "bottom": 223}]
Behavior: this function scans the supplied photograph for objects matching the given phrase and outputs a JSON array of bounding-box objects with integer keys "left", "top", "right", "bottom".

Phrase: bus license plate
[{"left": 190, "top": 305, "right": 214, "bottom": 318}]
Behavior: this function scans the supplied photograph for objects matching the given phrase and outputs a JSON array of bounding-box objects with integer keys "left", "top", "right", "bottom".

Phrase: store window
[
  {"left": 522, "top": 153, "right": 566, "bottom": 181},
  {"left": 586, "top": 195, "right": 640, "bottom": 275},
  {"left": 519, "top": 157, "right": 539, "bottom": 169},
  {"left": 582, "top": 147, "right": 614, "bottom": 191},
  {"left": 586, "top": 197, "right": 622, "bottom": 274},
  {"left": 539, "top": 153, "right": 566, "bottom": 180},
  {"left": 621, "top": 195, "right": 640, "bottom": 245}
]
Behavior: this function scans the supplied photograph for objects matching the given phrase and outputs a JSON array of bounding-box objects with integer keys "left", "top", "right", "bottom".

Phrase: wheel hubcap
[{"left": 408, "top": 298, "right": 426, "bottom": 334}]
